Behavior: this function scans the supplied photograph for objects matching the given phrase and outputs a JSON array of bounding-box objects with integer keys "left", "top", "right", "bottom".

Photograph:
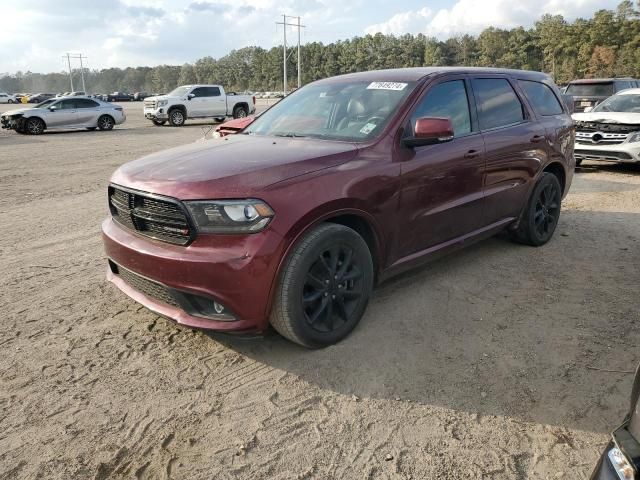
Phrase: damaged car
[
  {"left": 573, "top": 88, "right": 640, "bottom": 166},
  {"left": 1, "top": 96, "right": 126, "bottom": 135}
]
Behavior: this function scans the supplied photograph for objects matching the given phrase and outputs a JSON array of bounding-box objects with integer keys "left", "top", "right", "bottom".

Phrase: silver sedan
[{"left": 0, "top": 96, "right": 126, "bottom": 134}]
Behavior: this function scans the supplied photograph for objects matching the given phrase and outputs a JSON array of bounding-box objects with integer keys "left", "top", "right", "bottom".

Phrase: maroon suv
[{"left": 102, "top": 67, "right": 574, "bottom": 348}]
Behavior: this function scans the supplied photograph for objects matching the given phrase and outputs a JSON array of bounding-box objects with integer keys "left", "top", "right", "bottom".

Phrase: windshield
[
  {"left": 35, "top": 99, "right": 55, "bottom": 108},
  {"left": 244, "top": 80, "right": 415, "bottom": 141},
  {"left": 168, "top": 86, "right": 191, "bottom": 97},
  {"left": 592, "top": 94, "right": 640, "bottom": 113},
  {"left": 566, "top": 83, "right": 614, "bottom": 97}
]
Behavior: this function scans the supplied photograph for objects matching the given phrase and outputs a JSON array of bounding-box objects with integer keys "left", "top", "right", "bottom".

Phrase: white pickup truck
[{"left": 143, "top": 84, "right": 256, "bottom": 127}]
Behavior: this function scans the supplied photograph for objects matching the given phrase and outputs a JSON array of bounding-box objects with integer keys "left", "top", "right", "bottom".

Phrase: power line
[{"left": 275, "top": 15, "right": 305, "bottom": 95}]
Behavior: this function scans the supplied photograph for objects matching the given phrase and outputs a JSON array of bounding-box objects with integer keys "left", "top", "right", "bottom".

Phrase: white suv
[{"left": 572, "top": 88, "right": 640, "bottom": 165}]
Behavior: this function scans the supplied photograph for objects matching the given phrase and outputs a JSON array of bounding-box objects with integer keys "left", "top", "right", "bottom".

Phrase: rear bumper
[{"left": 102, "top": 217, "right": 286, "bottom": 332}]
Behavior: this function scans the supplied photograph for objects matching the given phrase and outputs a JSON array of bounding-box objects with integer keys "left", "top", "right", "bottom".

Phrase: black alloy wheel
[{"left": 302, "top": 245, "right": 364, "bottom": 333}]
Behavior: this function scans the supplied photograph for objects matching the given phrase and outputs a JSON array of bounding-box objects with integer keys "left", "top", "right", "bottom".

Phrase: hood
[
  {"left": 572, "top": 112, "right": 640, "bottom": 124},
  {"left": 111, "top": 134, "right": 359, "bottom": 199},
  {"left": 1, "top": 106, "right": 39, "bottom": 116}
]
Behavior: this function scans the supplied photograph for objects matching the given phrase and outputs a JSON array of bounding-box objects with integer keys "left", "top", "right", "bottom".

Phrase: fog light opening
[{"left": 213, "top": 302, "right": 225, "bottom": 314}]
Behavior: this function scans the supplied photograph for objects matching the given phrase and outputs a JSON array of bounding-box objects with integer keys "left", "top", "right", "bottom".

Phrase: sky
[{"left": 0, "top": 0, "right": 623, "bottom": 74}]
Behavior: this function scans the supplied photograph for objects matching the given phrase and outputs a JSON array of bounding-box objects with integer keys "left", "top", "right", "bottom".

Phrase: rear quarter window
[{"left": 518, "top": 80, "right": 564, "bottom": 116}]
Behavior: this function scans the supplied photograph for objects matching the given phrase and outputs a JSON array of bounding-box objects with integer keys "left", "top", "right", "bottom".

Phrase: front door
[
  {"left": 46, "top": 99, "right": 77, "bottom": 127},
  {"left": 396, "top": 77, "right": 486, "bottom": 258}
]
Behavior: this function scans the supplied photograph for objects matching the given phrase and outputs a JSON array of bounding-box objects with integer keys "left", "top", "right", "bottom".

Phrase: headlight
[
  {"left": 184, "top": 200, "right": 274, "bottom": 234},
  {"left": 607, "top": 447, "right": 635, "bottom": 480},
  {"left": 627, "top": 132, "right": 640, "bottom": 143},
  {"left": 157, "top": 100, "right": 168, "bottom": 107}
]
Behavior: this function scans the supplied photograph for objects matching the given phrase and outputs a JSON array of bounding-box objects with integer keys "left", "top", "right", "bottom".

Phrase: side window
[
  {"left": 617, "top": 81, "right": 632, "bottom": 91},
  {"left": 411, "top": 80, "right": 471, "bottom": 136},
  {"left": 57, "top": 100, "right": 76, "bottom": 110},
  {"left": 75, "top": 99, "right": 99, "bottom": 108},
  {"left": 191, "top": 87, "right": 206, "bottom": 97},
  {"left": 205, "top": 87, "right": 221, "bottom": 97},
  {"left": 472, "top": 78, "right": 525, "bottom": 130},
  {"left": 518, "top": 80, "right": 563, "bottom": 116}
]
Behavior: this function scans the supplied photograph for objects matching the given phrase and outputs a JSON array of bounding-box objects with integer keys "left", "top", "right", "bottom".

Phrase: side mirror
[
  {"left": 403, "top": 117, "right": 454, "bottom": 148},
  {"left": 49, "top": 106, "right": 58, "bottom": 111},
  {"left": 583, "top": 106, "right": 593, "bottom": 113},
  {"left": 188, "top": 93, "right": 195, "bottom": 100}
]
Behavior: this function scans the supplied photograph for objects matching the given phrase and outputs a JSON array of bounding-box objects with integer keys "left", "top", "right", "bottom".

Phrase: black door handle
[
  {"left": 464, "top": 149, "right": 481, "bottom": 159},
  {"left": 530, "top": 135, "right": 545, "bottom": 143}
]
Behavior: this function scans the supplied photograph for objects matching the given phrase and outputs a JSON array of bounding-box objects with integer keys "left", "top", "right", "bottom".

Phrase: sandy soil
[{"left": 0, "top": 102, "right": 639, "bottom": 479}]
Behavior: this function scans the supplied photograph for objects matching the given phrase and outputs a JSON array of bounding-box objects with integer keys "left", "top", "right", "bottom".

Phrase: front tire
[
  {"left": 8, "top": 99, "right": 14, "bottom": 104},
  {"left": 270, "top": 223, "right": 374, "bottom": 348},
  {"left": 510, "top": 172, "right": 562, "bottom": 246},
  {"left": 25, "top": 117, "right": 45, "bottom": 135},
  {"left": 97, "top": 115, "right": 115, "bottom": 131},
  {"left": 168, "top": 109, "right": 185, "bottom": 127}
]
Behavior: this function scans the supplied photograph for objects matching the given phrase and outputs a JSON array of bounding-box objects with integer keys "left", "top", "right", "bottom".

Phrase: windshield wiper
[{"left": 273, "top": 132, "right": 307, "bottom": 138}]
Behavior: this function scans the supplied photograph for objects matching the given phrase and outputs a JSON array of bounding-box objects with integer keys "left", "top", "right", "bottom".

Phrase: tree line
[{"left": 1, "top": 0, "right": 639, "bottom": 94}]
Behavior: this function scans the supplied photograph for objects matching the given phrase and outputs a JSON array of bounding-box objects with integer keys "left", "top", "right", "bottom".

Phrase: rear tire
[
  {"left": 152, "top": 119, "right": 166, "bottom": 126},
  {"left": 270, "top": 223, "right": 374, "bottom": 348},
  {"left": 97, "top": 115, "right": 115, "bottom": 131},
  {"left": 510, "top": 172, "right": 562, "bottom": 246},
  {"left": 168, "top": 109, "right": 185, "bottom": 126},
  {"left": 233, "top": 105, "right": 248, "bottom": 119},
  {"left": 25, "top": 117, "right": 45, "bottom": 135}
]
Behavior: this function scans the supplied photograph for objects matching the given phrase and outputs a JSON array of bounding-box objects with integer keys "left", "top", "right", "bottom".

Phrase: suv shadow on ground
[{"left": 213, "top": 209, "right": 640, "bottom": 435}]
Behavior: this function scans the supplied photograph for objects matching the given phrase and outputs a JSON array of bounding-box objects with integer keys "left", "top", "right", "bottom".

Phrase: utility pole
[
  {"left": 276, "top": 15, "right": 305, "bottom": 95},
  {"left": 62, "top": 53, "right": 88, "bottom": 92},
  {"left": 64, "top": 53, "right": 74, "bottom": 91}
]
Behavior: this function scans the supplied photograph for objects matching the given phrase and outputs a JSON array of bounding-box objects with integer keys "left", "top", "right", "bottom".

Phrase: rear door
[
  {"left": 470, "top": 76, "right": 548, "bottom": 224},
  {"left": 190, "top": 87, "right": 225, "bottom": 116},
  {"left": 74, "top": 98, "right": 101, "bottom": 126},
  {"left": 46, "top": 99, "right": 78, "bottom": 127},
  {"left": 396, "top": 76, "right": 486, "bottom": 257}
]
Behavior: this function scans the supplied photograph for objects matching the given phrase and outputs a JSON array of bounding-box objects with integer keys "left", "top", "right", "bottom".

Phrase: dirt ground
[{"left": 0, "top": 101, "right": 639, "bottom": 480}]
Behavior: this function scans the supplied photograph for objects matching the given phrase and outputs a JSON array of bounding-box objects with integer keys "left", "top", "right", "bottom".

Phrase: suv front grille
[
  {"left": 109, "top": 261, "right": 180, "bottom": 308},
  {"left": 144, "top": 99, "right": 157, "bottom": 109},
  {"left": 109, "top": 185, "right": 192, "bottom": 245},
  {"left": 576, "top": 131, "right": 628, "bottom": 145}
]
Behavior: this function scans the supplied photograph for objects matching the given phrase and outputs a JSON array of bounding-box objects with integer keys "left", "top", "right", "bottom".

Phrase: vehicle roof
[
  {"left": 569, "top": 78, "right": 637, "bottom": 84},
  {"left": 317, "top": 67, "right": 552, "bottom": 84},
  {"left": 617, "top": 88, "right": 640, "bottom": 95}
]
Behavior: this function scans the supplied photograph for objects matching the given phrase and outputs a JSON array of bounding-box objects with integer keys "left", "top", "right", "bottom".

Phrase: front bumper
[
  {"left": 102, "top": 217, "right": 287, "bottom": 332},
  {"left": 575, "top": 143, "right": 640, "bottom": 163},
  {"left": 144, "top": 108, "right": 168, "bottom": 120}
]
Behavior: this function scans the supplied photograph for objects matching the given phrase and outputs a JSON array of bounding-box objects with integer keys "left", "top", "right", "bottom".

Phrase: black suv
[{"left": 565, "top": 78, "right": 640, "bottom": 112}]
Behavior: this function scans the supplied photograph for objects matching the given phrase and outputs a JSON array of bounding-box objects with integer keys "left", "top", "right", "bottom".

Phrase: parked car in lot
[
  {"left": 143, "top": 84, "right": 255, "bottom": 126},
  {"left": 106, "top": 92, "right": 134, "bottom": 102},
  {"left": 1, "top": 96, "right": 126, "bottom": 134},
  {"left": 0, "top": 92, "right": 17, "bottom": 103},
  {"left": 565, "top": 78, "right": 640, "bottom": 112},
  {"left": 102, "top": 67, "right": 573, "bottom": 347},
  {"left": 133, "top": 91, "right": 150, "bottom": 101},
  {"left": 590, "top": 362, "right": 640, "bottom": 480},
  {"left": 572, "top": 88, "right": 640, "bottom": 165},
  {"left": 28, "top": 93, "right": 55, "bottom": 103}
]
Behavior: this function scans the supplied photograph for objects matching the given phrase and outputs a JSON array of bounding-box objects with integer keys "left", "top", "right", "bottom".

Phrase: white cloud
[
  {"left": 365, "top": 7, "right": 432, "bottom": 36},
  {"left": 365, "top": 0, "right": 620, "bottom": 38}
]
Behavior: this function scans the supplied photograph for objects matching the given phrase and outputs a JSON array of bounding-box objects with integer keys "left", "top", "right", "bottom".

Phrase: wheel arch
[
  {"left": 168, "top": 104, "right": 187, "bottom": 114},
  {"left": 234, "top": 102, "right": 249, "bottom": 113},
  {"left": 542, "top": 161, "right": 567, "bottom": 196},
  {"left": 23, "top": 115, "right": 47, "bottom": 130},
  {"left": 264, "top": 205, "right": 385, "bottom": 320}
]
